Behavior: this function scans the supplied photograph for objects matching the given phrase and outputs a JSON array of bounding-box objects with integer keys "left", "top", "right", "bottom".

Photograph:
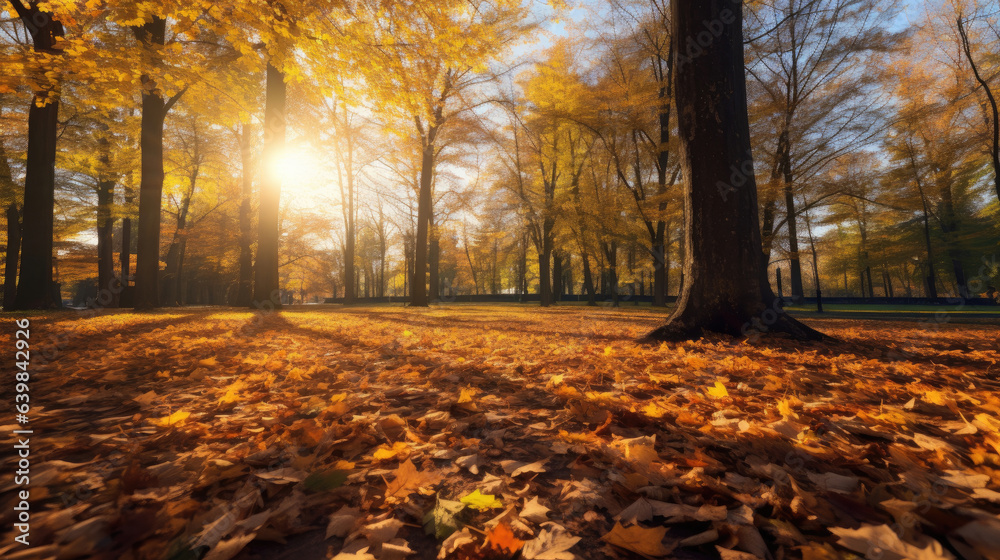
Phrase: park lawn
[{"left": 2, "top": 306, "right": 999, "bottom": 560}]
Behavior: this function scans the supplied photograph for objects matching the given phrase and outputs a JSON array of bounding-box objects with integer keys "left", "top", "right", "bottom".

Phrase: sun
[{"left": 269, "top": 148, "right": 323, "bottom": 198}]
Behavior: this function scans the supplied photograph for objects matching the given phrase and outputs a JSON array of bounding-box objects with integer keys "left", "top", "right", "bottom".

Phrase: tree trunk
[
  {"left": 581, "top": 251, "right": 596, "bottom": 306},
  {"left": 645, "top": 0, "right": 823, "bottom": 341},
  {"left": 783, "top": 179, "right": 804, "bottom": 301},
  {"left": 96, "top": 177, "right": 116, "bottom": 305},
  {"left": 551, "top": 250, "right": 563, "bottom": 303},
  {"left": 429, "top": 212, "right": 440, "bottom": 301},
  {"left": 4, "top": 204, "right": 20, "bottom": 309},
  {"left": 235, "top": 126, "right": 254, "bottom": 306},
  {"left": 253, "top": 63, "right": 286, "bottom": 308},
  {"left": 411, "top": 142, "right": 434, "bottom": 307},
  {"left": 132, "top": 17, "right": 179, "bottom": 310},
  {"left": 10, "top": 1, "right": 62, "bottom": 310}
]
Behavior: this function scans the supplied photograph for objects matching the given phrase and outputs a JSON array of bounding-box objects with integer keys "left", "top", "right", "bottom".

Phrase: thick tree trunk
[
  {"left": 551, "top": 250, "right": 563, "bottom": 303},
  {"left": 538, "top": 244, "right": 552, "bottom": 307},
  {"left": 235, "top": 126, "right": 254, "bottom": 306},
  {"left": 4, "top": 204, "right": 19, "bottom": 309},
  {"left": 645, "top": 0, "right": 823, "bottom": 342},
  {"left": 253, "top": 63, "right": 286, "bottom": 308},
  {"left": 133, "top": 88, "right": 167, "bottom": 309},
  {"left": 411, "top": 144, "right": 434, "bottom": 307}
]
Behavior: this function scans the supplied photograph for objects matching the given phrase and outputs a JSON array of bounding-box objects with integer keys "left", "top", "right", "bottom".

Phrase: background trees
[{"left": 0, "top": 0, "right": 997, "bottom": 310}]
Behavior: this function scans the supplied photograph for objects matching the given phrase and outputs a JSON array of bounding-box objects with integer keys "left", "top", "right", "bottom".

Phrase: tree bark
[
  {"left": 4, "top": 204, "right": 20, "bottom": 309},
  {"left": 429, "top": 211, "right": 440, "bottom": 301},
  {"left": 411, "top": 142, "right": 434, "bottom": 306},
  {"left": 132, "top": 17, "right": 185, "bottom": 310},
  {"left": 645, "top": 0, "right": 823, "bottom": 342},
  {"left": 551, "top": 250, "right": 563, "bottom": 303},
  {"left": 235, "top": 125, "right": 254, "bottom": 306},
  {"left": 253, "top": 62, "right": 286, "bottom": 308},
  {"left": 10, "top": 1, "right": 63, "bottom": 310}
]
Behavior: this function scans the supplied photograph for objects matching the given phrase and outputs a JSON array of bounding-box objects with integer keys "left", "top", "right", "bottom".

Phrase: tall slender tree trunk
[
  {"left": 581, "top": 251, "right": 596, "bottom": 306},
  {"left": 4, "top": 204, "right": 19, "bottom": 309},
  {"left": 253, "top": 62, "right": 286, "bottom": 308},
  {"left": 120, "top": 185, "right": 134, "bottom": 305},
  {"left": 551, "top": 250, "right": 563, "bottom": 303},
  {"left": 429, "top": 212, "right": 440, "bottom": 301},
  {"left": 10, "top": 1, "right": 63, "bottom": 310},
  {"left": 96, "top": 178, "right": 115, "bottom": 304},
  {"left": 645, "top": 0, "right": 823, "bottom": 341},
  {"left": 235, "top": 126, "right": 254, "bottom": 306},
  {"left": 411, "top": 142, "right": 435, "bottom": 307},
  {"left": 132, "top": 17, "right": 186, "bottom": 310}
]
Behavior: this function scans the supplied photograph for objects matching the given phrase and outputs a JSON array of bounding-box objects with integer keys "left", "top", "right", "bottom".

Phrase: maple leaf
[
  {"left": 601, "top": 522, "right": 674, "bottom": 557},
  {"left": 485, "top": 521, "right": 524, "bottom": 556},
  {"left": 384, "top": 459, "right": 443, "bottom": 502},
  {"left": 460, "top": 489, "right": 503, "bottom": 511}
]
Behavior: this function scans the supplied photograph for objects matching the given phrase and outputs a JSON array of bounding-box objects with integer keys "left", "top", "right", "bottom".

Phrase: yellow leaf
[
  {"left": 460, "top": 489, "right": 503, "bottom": 511},
  {"left": 403, "top": 330, "right": 414, "bottom": 337},
  {"left": 777, "top": 398, "right": 797, "bottom": 419},
  {"left": 458, "top": 387, "right": 478, "bottom": 403},
  {"left": 218, "top": 380, "right": 247, "bottom": 405},
  {"left": 199, "top": 357, "right": 218, "bottom": 367},
  {"left": 547, "top": 374, "right": 564, "bottom": 387},
  {"left": 373, "top": 442, "right": 410, "bottom": 461},
  {"left": 924, "top": 390, "right": 945, "bottom": 405},
  {"left": 603, "top": 346, "right": 613, "bottom": 356},
  {"left": 706, "top": 381, "right": 729, "bottom": 399},
  {"left": 152, "top": 410, "right": 191, "bottom": 427}
]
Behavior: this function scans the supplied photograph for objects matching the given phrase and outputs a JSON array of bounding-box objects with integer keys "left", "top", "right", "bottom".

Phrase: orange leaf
[{"left": 486, "top": 521, "right": 524, "bottom": 556}]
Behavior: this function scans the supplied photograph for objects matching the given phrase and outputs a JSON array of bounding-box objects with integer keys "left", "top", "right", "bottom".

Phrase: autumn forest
[{"left": 1, "top": 0, "right": 1000, "bottom": 559}]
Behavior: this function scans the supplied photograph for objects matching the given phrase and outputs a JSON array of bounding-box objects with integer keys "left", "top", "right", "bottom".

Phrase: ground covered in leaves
[{"left": 2, "top": 305, "right": 1000, "bottom": 560}]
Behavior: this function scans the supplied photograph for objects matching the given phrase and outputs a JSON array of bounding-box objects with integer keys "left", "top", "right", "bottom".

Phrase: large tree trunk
[
  {"left": 4, "top": 204, "right": 19, "bottom": 309},
  {"left": 132, "top": 17, "right": 185, "bottom": 310},
  {"left": 10, "top": 1, "right": 62, "bottom": 310},
  {"left": 235, "top": 126, "right": 254, "bottom": 306},
  {"left": 253, "top": 63, "right": 286, "bottom": 308},
  {"left": 411, "top": 142, "right": 434, "bottom": 307},
  {"left": 645, "top": 0, "right": 823, "bottom": 342}
]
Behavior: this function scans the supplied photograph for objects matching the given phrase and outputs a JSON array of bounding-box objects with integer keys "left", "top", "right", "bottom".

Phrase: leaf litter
[{"left": 0, "top": 306, "right": 999, "bottom": 560}]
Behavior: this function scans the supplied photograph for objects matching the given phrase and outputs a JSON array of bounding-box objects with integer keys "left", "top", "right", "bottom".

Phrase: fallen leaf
[{"left": 601, "top": 522, "right": 674, "bottom": 557}]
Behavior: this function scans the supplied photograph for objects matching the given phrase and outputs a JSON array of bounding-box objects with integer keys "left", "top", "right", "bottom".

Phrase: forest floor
[{"left": 1, "top": 305, "right": 999, "bottom": 560}]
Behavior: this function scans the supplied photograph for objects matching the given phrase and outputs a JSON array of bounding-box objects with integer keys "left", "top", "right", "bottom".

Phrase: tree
[
  {"left": 645, "top": 0, "right": 823, "bottom": 341},
  {"left": 253, "top": 62, "right": 285, "bottom": 308},
  {"left": 746, "top": 0, "right": 898, "bottom": 301},
  {"left": 131, "top": 16, "right": 187, "bottom": 309},
  {"left": 8, "top": 0, "right": 64, "bottom": 309},
  {"left": 957, "top": 11, "right": 1000, "bottom": 207}
]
